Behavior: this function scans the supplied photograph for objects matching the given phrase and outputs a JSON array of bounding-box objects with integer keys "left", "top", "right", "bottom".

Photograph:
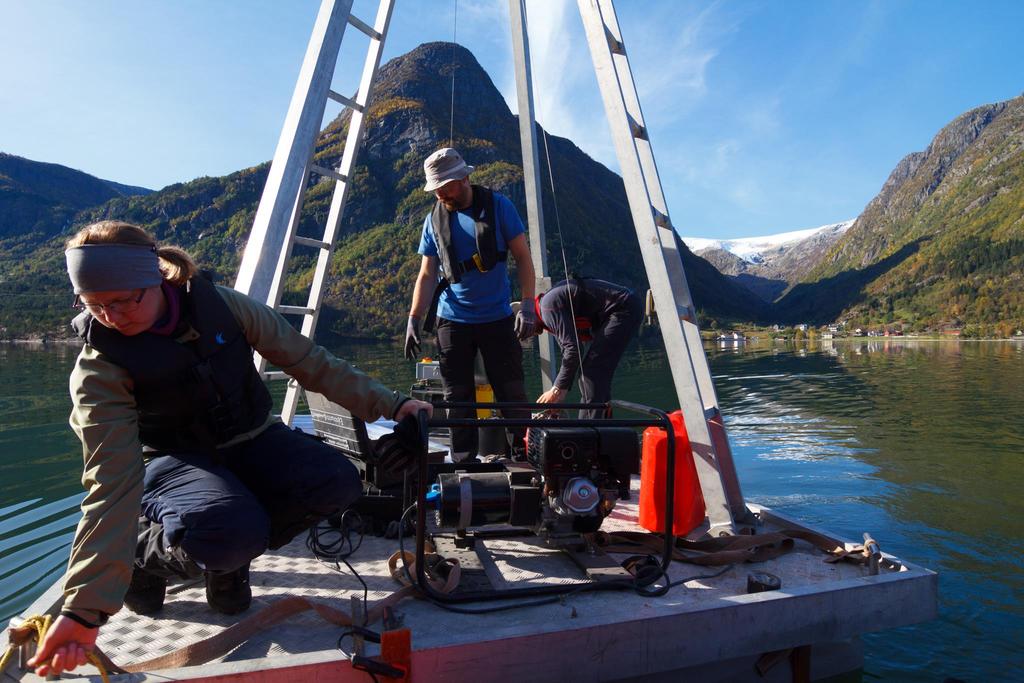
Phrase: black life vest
[
  {"left": 423, "top": 184, "right": 511, "bottom": 333},
  {"left": 71, "top": 277, "right": 273, "bottom": 452},
  {"left": 429, "top": 184, "right": 507, "bottom": 283}
]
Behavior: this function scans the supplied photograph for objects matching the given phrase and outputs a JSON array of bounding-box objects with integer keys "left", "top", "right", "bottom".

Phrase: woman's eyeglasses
[{"left": 74, "top": 288, "right": 147, "bottom": 315}]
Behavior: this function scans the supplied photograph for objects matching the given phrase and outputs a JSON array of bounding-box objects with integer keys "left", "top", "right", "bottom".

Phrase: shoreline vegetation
[{"left": 6, "top": 331, "right": 1024, "bottom": 346}]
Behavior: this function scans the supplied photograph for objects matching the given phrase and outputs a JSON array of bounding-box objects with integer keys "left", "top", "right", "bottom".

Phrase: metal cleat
[{"left": 5, "top": 617, "right": 38, "bottom": 674}]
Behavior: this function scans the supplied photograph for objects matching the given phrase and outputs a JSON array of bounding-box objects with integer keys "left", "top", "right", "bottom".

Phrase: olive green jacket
[{"left": 64, "top": 285, "right": 404, "bottom": 625}]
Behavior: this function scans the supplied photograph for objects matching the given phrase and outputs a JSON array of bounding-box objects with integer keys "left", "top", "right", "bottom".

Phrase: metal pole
[{"left": 508, "top": 0, "right": 558, "bottom": 390}]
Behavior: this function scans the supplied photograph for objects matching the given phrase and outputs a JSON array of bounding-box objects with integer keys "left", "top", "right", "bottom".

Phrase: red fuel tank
[{"left": 639, "top": 410, "right": 706, "bottom": 536}]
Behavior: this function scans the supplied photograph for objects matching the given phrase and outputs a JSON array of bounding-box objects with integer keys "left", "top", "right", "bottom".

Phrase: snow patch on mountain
[{"left": 682, "top": 220, "right": 854, "bottom": 264}]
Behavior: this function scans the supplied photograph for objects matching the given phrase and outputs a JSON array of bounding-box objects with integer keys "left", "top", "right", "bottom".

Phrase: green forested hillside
[
  {"left": 0, "top": 42, "right": 765, "bottom": 341},
  {"left": 0, "top": 153, "right": 151, "bottom": 238},
  {"left": 11, "top": 46, "right": 1016, "bottom": 341},
  {"left": 0, "top": 153, "right": 152, "bottom": 267},
  {"left": 776, "top": 95, "right": 1024, "bottom": 335}
]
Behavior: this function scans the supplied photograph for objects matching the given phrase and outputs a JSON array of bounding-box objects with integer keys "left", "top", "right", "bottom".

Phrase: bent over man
[
  {"left": 534, "top": 277, "right": 643, "bottom": 419},
  {"left": 405, "top": 147, "right": 537, "bottom": 461}
]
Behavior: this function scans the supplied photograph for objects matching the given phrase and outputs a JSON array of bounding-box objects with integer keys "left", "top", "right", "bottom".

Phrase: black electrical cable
[
  {"left": 336, "top": 625, "right": 382, "bottom": 683},
  {"left": 399, "top": 501, "right": 735, "bottom": 614},
  {"left": 344, "top": 556, "right": 370, "bottom": 618},
  {"left": 422, "top": 577, "right": 635, "bottom": 615},
  {"left": 307, "top": 509, "right": 365, "bottom": 562},
  {"left": 397, "top": 503, "right": 419, "bottom": 587},
  {"left": 666, "top": 563, "right": 736, "bottom": 589},
  {"left": 308, "top": 510, "right": 373, "bottom": 641},
  {"left": 633, "top": 561, "right": 737, "bottom": 598}
]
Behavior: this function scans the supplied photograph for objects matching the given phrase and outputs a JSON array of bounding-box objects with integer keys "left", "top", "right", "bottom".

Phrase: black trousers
[
  {"left": 436, "top": 315, "right": 528, "bottom": 459},
  {"left": 136, "top": 422, "right": 362, "bottom": 579},
  {"left": 578, "top": 294, "right": 644, "bottom": 419}
]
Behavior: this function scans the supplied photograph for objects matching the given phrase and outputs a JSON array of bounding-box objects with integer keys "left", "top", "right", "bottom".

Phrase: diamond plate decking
[{"left": 4, "top": 479, "right": 936, "bottom": 683}]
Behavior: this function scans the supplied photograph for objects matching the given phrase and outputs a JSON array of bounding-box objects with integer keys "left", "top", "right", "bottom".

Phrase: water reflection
[
  {"left": 1, "top": 339, "right": 1021, "bottom": 681},
  {"left": 705, "top": 338, "right": 1024, "bottom": 682}
]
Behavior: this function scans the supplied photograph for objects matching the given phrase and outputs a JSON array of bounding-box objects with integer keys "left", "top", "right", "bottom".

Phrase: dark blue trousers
[
  {"left": 137, "top": 422, "right": 361, "bottom": 577},
  {"left": 578, "top": 294, "right": 644, "bottom": 419}
]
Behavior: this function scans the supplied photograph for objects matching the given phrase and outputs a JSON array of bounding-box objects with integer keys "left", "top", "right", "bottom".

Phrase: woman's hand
[
  {"left": 536, "top": 386, "right": 566, "bottom": 405},
  {"left": 395, "top": 398, "right": 433, "bottom": 421},
  {"left": 27, "top": 615, "right": 99, "bottom": 677}
]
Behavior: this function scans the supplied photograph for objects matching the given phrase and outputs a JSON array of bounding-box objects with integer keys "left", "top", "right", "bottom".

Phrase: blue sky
[{"left": 2, "top": 0, "right": 1021, "bottom": 239}]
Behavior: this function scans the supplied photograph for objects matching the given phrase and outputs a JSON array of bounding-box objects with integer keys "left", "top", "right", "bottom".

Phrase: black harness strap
[{"left": 424, "top": 185, "right": 508, "bottom": 333}]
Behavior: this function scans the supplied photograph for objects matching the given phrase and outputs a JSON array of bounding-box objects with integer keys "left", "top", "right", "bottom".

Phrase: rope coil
[{"left": 2, "top": 614, "right": 111, "bottom": 682}]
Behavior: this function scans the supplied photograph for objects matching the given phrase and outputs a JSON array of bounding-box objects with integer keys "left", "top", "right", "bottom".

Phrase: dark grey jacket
[{"left": 536, "top": 278, "right": 636, "bottom": 390}]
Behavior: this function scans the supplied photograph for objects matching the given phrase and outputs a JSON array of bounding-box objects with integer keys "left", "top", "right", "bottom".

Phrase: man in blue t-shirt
[{"left": 405, "top": 147, "right": 537, "bottom": 461}]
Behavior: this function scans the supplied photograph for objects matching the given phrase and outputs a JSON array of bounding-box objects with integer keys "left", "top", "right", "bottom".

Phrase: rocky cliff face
[
  {"left": 777, "top": 94, "right": 1024, "bottom": 330},
  {"left": 821, "top": 99, "right": 1013, "bottom": 273}
]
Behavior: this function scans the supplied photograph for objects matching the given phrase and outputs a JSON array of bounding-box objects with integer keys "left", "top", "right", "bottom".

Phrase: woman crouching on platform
[{"left": 29, "top": 221, "right": 432, "bottom": 678}]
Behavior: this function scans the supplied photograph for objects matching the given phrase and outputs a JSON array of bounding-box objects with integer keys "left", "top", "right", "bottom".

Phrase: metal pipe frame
[{"left": 411, "top": 399, "right": 676, "bottom": 603}]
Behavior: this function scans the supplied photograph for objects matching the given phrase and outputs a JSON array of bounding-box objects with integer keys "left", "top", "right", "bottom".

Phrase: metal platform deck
[{"left": 4, "top": 479, "right": 936, "bottom": 683}]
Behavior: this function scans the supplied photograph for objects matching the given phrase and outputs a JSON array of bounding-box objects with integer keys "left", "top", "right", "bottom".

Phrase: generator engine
[{"left": 434, "top": 425, "right": 640, "bottom": 536}]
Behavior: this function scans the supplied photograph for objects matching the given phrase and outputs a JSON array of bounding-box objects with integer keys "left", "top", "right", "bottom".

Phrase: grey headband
[{"left": 65, "top": 244, "right": 163, "bottom": 294}]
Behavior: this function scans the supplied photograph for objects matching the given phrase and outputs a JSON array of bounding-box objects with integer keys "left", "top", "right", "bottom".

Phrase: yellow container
[{"left": 475, "top": 383, "right": 494, "bottom": 418}]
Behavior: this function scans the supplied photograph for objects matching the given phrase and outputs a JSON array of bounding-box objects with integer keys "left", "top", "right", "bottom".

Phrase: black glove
[
  {"left": 371, "top": 413, "right": 423, "bottom": 477},
  {"left": 404, "top": 317, "right": 421, "bottom": 360},
  {"left": 514, "top": 304, "right": 538, "bottom": 340}
]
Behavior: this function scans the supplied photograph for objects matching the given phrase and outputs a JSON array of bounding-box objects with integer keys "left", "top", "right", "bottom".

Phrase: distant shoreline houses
[{"left": 706, "top": 322, "right": 1024, "bottom": 341}]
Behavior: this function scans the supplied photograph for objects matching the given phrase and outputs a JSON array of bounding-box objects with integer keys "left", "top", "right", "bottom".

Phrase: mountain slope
[
  {"left": 683, "top": 221, "right": 853, "bottom": 302},
  {"left": 776, "top": 94, "right": 1024, "bottom": 332},
  {"left": 0, "top": 42, "right": 764, "bottom": 340},
  {"left": 0, "top": 153, "right": 151, "bottom": 240}
]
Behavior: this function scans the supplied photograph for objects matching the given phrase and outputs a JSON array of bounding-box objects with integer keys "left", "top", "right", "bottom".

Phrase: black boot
[
  {"left": 123, "top": 567, "right": 167, "bottom": 615},
  {"left": 205, "top": 564, "right": 252, "bottom": 615}
]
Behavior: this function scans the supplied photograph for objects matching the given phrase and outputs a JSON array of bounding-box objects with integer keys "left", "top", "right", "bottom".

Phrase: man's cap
[{"left": 423, "top": 147, "right": 474, "bottom": 192}]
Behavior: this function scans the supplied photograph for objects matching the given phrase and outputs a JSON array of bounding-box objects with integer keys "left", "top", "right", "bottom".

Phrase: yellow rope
[{"left": 0, "top": 614, "right": 110, "bottom": 683}]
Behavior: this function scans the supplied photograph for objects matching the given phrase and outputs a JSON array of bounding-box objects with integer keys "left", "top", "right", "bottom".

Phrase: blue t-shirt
[{"left": 418, "top": 191, "right": 525, "bottom": 324}]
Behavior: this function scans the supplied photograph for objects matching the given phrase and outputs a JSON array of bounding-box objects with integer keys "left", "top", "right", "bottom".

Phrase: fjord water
[{"left": 1, "top": 339, "right": 1022, "bottom": 681}]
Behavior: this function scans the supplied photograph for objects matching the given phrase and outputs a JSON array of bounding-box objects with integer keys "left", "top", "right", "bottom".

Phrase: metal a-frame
[{"left": 235, "top": 0, "right": 751, "bottom": 536}]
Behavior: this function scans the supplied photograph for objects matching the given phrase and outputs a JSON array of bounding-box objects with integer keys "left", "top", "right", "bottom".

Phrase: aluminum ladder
[
  {"left": 574, "top": 0, "right": 749, "bottom": 533},
  {"left": 233, "top": 0, "right": 394, "bottom": 423}
]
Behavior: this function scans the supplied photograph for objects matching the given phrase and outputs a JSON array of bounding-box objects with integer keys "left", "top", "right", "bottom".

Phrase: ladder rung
[
  {"left": 627, "top": 113, "right": 647, "bottom": 140},
  {"left": 348, "top": 14, "right": 381, "bottom": 40},
  {"left": 277, "top": 305, "right": 315, "bottom": 316},
  {"left": 294, "top": 236, "right": 331, "bottom": 250},
  {"left": 652, "top": 208, "right": 672, "bottom": 230},
  {"left": 328, "top": 89, "right": 364, "bottom": 112},
  {"left": 604, "top": 26, "right": 625, "bottom": 55},
  {"left": 264, "top": 371, "right": 289, "bottom": 382},
  {"left": 311, "top": 164, "right": 347, "bottom": 183}
]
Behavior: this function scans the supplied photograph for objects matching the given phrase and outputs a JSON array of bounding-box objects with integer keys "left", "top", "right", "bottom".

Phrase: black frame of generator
[{"left": 409, "top": 399, "right": 679, "bottom": 603}]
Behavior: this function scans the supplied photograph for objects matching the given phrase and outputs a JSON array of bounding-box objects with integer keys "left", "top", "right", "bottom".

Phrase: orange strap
[{"left": 92, "top": 550, "right": 461, "bottom": 674}]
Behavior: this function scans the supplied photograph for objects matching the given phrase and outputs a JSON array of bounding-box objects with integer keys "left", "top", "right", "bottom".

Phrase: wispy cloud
[
  {"left": 447, "top": 1, "right": 771, "bottom": 231},
  {"left": 629, "top": 3, "right": 723, "bottom": 118},
  {"left": 516, "top": 1, "right": 738, "bottom": 171},
  {"left": 738, "top": 96, "right": 782, "bottom": 137}
]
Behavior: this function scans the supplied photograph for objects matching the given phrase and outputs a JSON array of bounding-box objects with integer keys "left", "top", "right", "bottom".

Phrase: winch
[{"left": 432, "top": 425, "right": 640, "bottom": 536}]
